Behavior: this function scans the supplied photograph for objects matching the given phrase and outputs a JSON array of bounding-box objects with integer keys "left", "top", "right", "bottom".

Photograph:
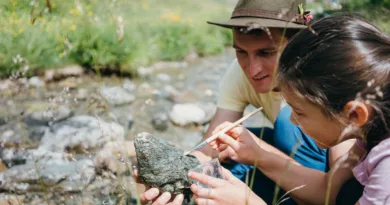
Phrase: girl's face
[{"left": 282, "top": 89, "right": 346, "bottom": 149}]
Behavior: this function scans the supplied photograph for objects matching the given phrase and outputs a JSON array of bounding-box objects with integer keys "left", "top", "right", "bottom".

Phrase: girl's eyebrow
[{"left": 286, "top": 101, "right": 302, "bottom": 112}]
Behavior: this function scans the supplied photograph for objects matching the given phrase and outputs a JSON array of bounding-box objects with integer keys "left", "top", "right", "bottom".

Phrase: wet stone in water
[
  {"left": 135, "top": 132, "right": 200, "bottom": 200},
  {"left": 151, "top": 112, "right": 169, "bottom": 131}
]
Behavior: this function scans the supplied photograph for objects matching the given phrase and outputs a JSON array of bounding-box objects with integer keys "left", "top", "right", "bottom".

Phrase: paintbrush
[{"left": 184, "top": 107, "right": 263, "bottom": 155}]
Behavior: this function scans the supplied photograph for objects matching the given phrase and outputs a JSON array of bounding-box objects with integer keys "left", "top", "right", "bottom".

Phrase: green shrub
[{"left": 0, "top": 0, "right": 234, "bottom": 77}]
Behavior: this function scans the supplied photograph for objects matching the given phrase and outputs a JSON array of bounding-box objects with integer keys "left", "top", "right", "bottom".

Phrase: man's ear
[{"left": 343, "top": 101, "right": 370, "bottom": 127}]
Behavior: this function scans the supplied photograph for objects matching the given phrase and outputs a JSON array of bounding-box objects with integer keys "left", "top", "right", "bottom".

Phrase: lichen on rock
[{"left": 134, "top": 132, "right": 200, "bottom": 198}]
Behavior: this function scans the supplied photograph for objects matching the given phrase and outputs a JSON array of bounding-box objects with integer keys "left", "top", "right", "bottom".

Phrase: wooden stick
[{"left": 184, "top": 107, "right": 263, "bottom": 155}]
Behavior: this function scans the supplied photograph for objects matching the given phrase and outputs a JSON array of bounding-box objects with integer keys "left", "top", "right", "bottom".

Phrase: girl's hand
[
  {"left": 189, "top": 168, "right": 266, "bottom": 205},
  {"left": 209, "top": 121, "right": 260, "bottom": 165}
]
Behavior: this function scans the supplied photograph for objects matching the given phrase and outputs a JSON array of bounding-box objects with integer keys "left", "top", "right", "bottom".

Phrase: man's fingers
[
  {"left": 132, "top": 169, "right": 144, "bottom": 184},
  {"left": 140, "top": 188, "right": 160, "bottom": 204},
  {"left": 188, "top": 172, "right": 225, "bottom": 188},
  {"left": 152, "top": 192, "right": 171, "bottom": 205}
]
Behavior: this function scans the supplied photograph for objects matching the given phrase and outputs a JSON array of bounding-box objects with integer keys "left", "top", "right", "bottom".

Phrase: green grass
[
  {"left": 356, "top": 8, "right": 390, "bottom": 34},
  {"left": 0, "top": 0, "right": 234, "bottom": 77},
  {"left": 313, "top": 2, "right": 390, "bottom": 34}
]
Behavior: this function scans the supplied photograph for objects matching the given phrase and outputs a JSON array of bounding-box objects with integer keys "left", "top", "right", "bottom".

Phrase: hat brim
[{"left": 207, "top": 17, "right": 306, "bottom": 29}]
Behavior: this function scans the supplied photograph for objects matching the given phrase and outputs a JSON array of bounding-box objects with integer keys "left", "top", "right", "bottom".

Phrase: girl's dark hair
[{"left": 277, "top": 13, "right": 390, "bottom": 151}]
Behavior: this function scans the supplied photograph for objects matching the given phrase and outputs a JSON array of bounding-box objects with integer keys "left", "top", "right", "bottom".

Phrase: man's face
[{"left": 233, "top": 29, "right": 288, "bottom": 93}]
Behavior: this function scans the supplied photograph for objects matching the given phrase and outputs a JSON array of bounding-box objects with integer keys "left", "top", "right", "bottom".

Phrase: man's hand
[{"left": 132, "top": 169, "right": 184, "bottom": 205}]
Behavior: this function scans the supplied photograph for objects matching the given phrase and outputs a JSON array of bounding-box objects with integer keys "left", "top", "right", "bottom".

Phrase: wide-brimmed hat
[{"left": 208, "top": 0, "right": 307, "bottom": 29}]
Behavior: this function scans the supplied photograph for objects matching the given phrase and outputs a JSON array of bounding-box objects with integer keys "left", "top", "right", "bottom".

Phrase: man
[{"left": 137, "top": 0, "right": 354, "bottom": 204}]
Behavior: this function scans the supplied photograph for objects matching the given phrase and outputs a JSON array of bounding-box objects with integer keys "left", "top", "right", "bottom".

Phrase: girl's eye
[{"left": 294, "top": 111, "right": 303, "bottom": 117}]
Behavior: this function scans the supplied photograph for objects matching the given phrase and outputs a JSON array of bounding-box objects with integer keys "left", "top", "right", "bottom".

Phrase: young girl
[{"left": 189, "top": 13, "right": 390, "bottom": 205}]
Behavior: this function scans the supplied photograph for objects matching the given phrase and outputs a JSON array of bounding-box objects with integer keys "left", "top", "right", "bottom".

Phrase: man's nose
[{"left": 247, "top": 56, "right": 262, "bottom": 77}]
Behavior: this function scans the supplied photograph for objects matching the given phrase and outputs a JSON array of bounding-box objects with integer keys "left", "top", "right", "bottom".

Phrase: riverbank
[{"left": 1, "top": 49, "right": 266, "bottom": 204}]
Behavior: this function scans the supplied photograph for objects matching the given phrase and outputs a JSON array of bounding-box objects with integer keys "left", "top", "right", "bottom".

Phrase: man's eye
[
  {"left": 259, "top": 50, "right": 276, "bottom": 56},
  {"left": 235, "top": 50, "right": 246, "bottom": 54}
]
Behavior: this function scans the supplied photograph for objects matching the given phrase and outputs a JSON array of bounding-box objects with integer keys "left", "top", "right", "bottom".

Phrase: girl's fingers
[
  {"left": 221, "top": 167, "right": 236, "bottom": 181},
  {"left": 140, "top": 188, "right": 160, "bottom": 204},
  {"left": 218, "top": 133, "right": 240, "bottom": 151},
  {"left": 190, "top": 184, "right": 215, "bottom": 199},
  {"left": 209, "top": 140, "right": 218, "bottom": 150},
  {"left": 225, "top": 126, "right": 244, "bottom": 139},
  {"left": 210, "top": 139, "right": 226, "bottom": 151},
  {"left": 152, "top": 192, "right": 171, "bottom": 205},
  {"left": 212, "top": 122, "right": 232, "bottom": 135},
  {"left": 217, "top": 144, "right": 228, "bottom": 152},
  {"left": 218, "top": 147, "right": 234, "bottom": 162},
  {"left": 188, "top": 172, "right": 225, "bottom": 188},
  {"left": 194, "top": 198, "right": 216, "bottom": 205}
]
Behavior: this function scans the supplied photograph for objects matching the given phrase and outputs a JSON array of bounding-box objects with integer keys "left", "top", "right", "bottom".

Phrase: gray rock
[
  {"left": 156, "top": 73, "right": 171, "bottom": 82},
  {"left": 44, "top": 65, "right": 84, "bottom": 81},
  {"left": 151, "top": 113, "right": 169, "bottom": 131},
  {"left": 0, "top": 117, "right": 7, "bottom": 126},
  {"left": 39, "top": 115, "right": 124, "bottom": 152},
  {"left": 202, "top": 124, "right": 210, "bottom": 135},
  {"left": 0, "top": 80, "right": 17, "bottom": 92},
  {"left": 75, "top": 88, "right": 88, "bottom": 101},
  {"left": 152, "top": 61, "right": 188, "bottom": 70},
  {"left": 93, "top": 140, "right": 135, "bottom": 174},
  {"left": 137, "top": 67, "right": 153, "bottom": 78},
  {"left": 1, "top": 148, "right": 30, "bottom": 167},
  {"left": 28, "top": 125, "right": 49, "bottom": 142},
  {"left": 164, "top": 85, "right": 180, "bottom": 98},
  {"left": 169, "top": 102, "right": 217, "bottom": 126},
  {"left": 0, "top": 158, "right": 95, "bottom": 192},
  {"left": 0, "top": 128, "right": 22, "bottom": 148},
  {"left": 152, "top": 85, "right": 180, "bottom": 101},
  {"left": 169, "top": 104, "right": 205, "bottom": 126},
  {"left": 135, "top": 132, "right": 200, "bottom": 197},
  {"left": 127, "top": 114, "right": 134, "bottom": 130},
  {"left": 197, "top": 102, "right": 217, "bottom": 124},
  {"left": 185, "top": 52, "right": 199, "bottom": 62},
  {"left": 0, "top": 194, "right": 25, "bottom": 205},
  {"left": 24, "top": 107, "right": 73, "bottom": 126},
  {"left": 28, "top": 77, "right": 45, "bottom": 88},
  {"left": 17, "top": 78, "right": 28, "bottom": 87},
  {"left": 100, "top": 86, "right": 135, "bottom": 106},
  {"left": 122, "top": 79, "right": 137, "bottom": 92}
]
